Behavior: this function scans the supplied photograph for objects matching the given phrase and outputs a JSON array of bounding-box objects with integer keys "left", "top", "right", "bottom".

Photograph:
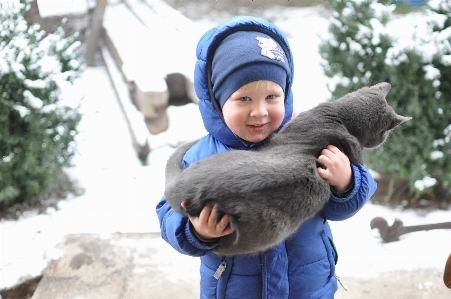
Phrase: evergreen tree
[
  {"left": 319, "top": 0, "right": 394, "bottom": 99},
  {"left": 320, "top": 0, "right": 451, "bottom": 201},
  {"left": 0, "top": 0, "right": 83, "bottom": 204},
  {"left": 420, "top": 0, "right": 451, "bottom": 194}
]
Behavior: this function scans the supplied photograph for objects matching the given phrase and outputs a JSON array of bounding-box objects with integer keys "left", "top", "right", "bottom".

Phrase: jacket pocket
[
  {"left": 306, "top": 233, "right": 339, "bottom": 298},
  {"left": 200, "top": 262, "right": 218, "bottom": 298},
  {"left": 320, "top": 231, "right": 336, "bottom": 277},
  {"left": 201, "top": 256, "right": 235, "bottom": 299},
  {"left": 328, "top": 237, "right": 338, "bottom": 265}
]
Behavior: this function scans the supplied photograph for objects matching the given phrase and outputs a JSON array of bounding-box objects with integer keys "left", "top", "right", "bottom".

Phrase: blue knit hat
[{"left": 211, "top": 31, "right": 290, "bottom": 108}]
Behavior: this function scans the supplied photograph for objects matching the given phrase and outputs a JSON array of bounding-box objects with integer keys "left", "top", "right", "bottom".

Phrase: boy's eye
[
  {"left": 239, "top": 96, "right": 250, "bottom": 101},
  {"left": 266, "top": 94, "right": 276, "bottom": 100}
]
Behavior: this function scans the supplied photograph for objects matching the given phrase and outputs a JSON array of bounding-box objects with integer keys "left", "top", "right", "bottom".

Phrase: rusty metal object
[
  {"left": 370, "top": 216, "right": 451, "bottom": 243},
  {"left": 445, "top": 253, "right": 451, "bottom": 289}
]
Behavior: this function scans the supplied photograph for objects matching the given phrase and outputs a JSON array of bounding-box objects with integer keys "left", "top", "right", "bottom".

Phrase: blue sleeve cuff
[
  {"left": 329, "top": 164, "right": 361, "bottom": 203},
  {"left": 321, "top": 164, "right": 377, "bottom": 221},
  {"left": 157, "top": 197, "right": 217, "bottom": 256},
  {"left": 185, "top": 221, "right": 220, "bottom": 250}
]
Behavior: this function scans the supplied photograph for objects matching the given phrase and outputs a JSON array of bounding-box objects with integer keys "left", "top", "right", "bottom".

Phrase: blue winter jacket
[{"left": 156, "top": 16, "right": 377, "bottom": 299}]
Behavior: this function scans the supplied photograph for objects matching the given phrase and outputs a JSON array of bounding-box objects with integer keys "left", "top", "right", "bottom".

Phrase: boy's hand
[
  {"left": 181, "top": 202, "right": 234, "bottom": 241},
  {"left": 317, "top": 145, "right": 352, "bottom": 192}
]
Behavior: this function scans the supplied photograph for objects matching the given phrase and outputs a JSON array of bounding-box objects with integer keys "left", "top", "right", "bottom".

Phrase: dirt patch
[
  {"left": 0, "top": 276, "right": 42, "bottom": 299},
  {"left": 335, "top": 268, "right": 450, "bottom": 299},
  {"left": 371, "top": 175, "right": 451, "bottom": 213}
]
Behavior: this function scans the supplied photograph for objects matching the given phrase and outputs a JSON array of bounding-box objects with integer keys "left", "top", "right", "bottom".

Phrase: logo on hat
[{"left": 255, "top": 36, "right": 285, "bottom": 63}]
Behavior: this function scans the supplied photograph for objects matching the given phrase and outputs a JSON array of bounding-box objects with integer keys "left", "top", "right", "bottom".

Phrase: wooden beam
[{"left": 85, "top": 0, "right": 108, "bottom": 66}]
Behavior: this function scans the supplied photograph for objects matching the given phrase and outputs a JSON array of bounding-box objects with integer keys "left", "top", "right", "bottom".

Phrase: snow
[
  {"left": 430, "top": 150, "right": 444, "bottom": 160},
  {"left": 36, "top": 0, "right": 89, "bottom": 18},
  {"left": 102, "top": 0, "right": 201, "bottom": 90},
  {"left": 1, "top": 0, "right": 451, "bottom": 291},
  {"left": 414, "top": 176, "right": 438, "bottom": 192}
]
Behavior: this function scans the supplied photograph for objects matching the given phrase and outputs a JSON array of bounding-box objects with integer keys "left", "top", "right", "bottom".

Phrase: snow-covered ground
[{"left": 1, "top": 0, "right": 450, "bottom": 292}]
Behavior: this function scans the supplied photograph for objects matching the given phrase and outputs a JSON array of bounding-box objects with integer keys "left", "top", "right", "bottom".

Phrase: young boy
[{"left": 156, "top": 16, "right": 377, "bottom": 299}]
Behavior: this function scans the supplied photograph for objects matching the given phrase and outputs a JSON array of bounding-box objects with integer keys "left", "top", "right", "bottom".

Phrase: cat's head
[{"left": 336, "top": 82, "right": 411, "bottom": 148}]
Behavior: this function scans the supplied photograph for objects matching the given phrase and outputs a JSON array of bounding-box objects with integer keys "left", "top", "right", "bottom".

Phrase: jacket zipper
[{"left": 214, "top": 257, "right": 227, "bottom": 280}]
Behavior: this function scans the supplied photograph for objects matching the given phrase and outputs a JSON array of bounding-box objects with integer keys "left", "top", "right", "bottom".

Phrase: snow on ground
[{"left": 1, "top": 1, "right": 450, "bottom": 291}]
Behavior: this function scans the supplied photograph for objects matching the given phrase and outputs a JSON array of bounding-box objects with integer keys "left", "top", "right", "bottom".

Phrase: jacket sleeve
[
  {"left": 321, "top": 164, "right": 377, "bottom": 221},
  {"left": 156, "top": 196, "right": 219, "bottom": 256}
]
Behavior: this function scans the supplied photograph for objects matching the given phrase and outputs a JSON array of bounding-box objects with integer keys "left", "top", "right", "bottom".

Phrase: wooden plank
[
  {"left": 103, "top": 1, "right": 170, "bottom": 91},
  {"left": 103, "top": 0, "right": 200, "bottom": 84},
  {"left": 132, "top": 0, "right": 201, "bottom": 80},
  {"left": 101, "top": 0, "right": 199, "bottom": 137},
  {"left": 85, "top": 0, "right": 108, "bottom": 66},
  {"left": 101, "top": 44, "right": 151, "bottom": 161},
  {"left": 130, "top": 0, "right": 196, "bottom": 34}
]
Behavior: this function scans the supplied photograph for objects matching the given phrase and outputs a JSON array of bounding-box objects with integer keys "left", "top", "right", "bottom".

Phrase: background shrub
[
  {"left": 320, "top": 0, "right": 451, "bottom": 201},
  {"left": 0, "top": 0, "right": 83, "bottom": 205}
]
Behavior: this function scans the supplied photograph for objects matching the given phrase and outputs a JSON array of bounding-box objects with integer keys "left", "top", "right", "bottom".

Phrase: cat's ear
[
  {"left": 373, "top": 82, "right": 391, "bottom": 96},
  {"left": 390, "top": 114, "right": 412, "bottom": 130}
]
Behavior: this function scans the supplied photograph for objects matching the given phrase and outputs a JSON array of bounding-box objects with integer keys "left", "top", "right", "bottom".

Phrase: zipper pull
[
  {"left": 214, "top": 258, "right": 227, "bottom": 280},
  {"left": 335, "top": 274, "right": 348, "bottom": 291}
]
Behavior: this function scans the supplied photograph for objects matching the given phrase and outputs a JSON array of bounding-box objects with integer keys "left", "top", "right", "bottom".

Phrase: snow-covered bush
[
  {"left": 0, "top": 0, "right": 83, "bottom": 204},
  {"left": 320, "top": 0, "right": 451, "bottom": 200},
  {"left": 319, "top": 0, "right": 394, "bottom": 97}
]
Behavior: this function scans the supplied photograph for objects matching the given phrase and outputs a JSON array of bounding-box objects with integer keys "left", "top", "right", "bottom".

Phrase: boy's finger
[
  {"left": 317, "top": 155, "right": 331, "bottom": 167},
  {"left": 217, "top": 214, "right": 231, "bottom": 231},
  {"left": 200, "top": 205, "right": 213, "bottom": 222},
  {"left": 320, "top": 148, "right": 332, "bottom": 156},
  {"left": 326, "top": 144, "right": 340, "bottom": 152},
  {"left": 222, "top": 228, "right": 234, "bottom": 236},
  {"left": 317, "top": 167, "right": 330, "bottom": 179},
  {"left": 322, "top": 146, "right": 337, "bottom": 156}
]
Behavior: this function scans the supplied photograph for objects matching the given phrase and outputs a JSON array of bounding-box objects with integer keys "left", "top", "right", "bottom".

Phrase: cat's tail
[{"left": 164, "top": 140, "right": 199, "bottom": 211}]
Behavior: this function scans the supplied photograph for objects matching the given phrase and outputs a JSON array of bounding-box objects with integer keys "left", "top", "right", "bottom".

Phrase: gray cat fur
[{"left": 164, "top": 82, "right": 411, "bottom": 256}]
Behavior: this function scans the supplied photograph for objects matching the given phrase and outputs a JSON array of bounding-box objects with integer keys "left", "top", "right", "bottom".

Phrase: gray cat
[{"left": 164, "top": 82, "right": 410, "bottom": 256}]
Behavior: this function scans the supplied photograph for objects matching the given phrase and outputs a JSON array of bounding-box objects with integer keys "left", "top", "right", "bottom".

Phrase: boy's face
[{"left": 222, "top": 80, "right": 285, "bottom": 143}]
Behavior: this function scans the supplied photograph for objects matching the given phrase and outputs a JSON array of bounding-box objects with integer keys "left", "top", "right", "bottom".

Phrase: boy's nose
[{"left": 250, "top": 102, "right": 268, "bottom": 118}]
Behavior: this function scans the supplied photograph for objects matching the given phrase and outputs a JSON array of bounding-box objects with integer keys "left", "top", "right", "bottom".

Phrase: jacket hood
[{"left": 194, "top": 16, "right": 294, "bottom": 149}]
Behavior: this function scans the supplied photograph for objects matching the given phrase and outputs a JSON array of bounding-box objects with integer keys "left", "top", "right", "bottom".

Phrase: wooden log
[{"left": 371, "top": 217, "right": 451, "bottom": 242}]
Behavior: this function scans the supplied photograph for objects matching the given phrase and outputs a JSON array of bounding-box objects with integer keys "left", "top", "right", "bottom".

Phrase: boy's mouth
[{"left": 248, "top": 123, "right": 267, "bottom": 132}]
